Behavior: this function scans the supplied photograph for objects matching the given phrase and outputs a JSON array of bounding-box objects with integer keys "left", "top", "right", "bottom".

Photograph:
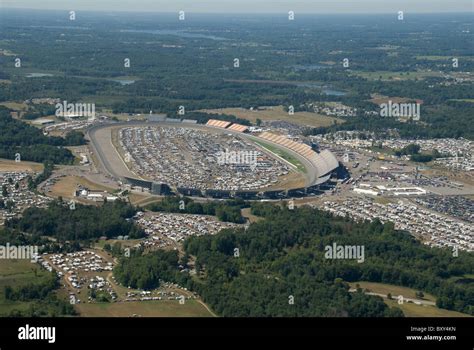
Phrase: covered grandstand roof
[
  {"left": 227, "top": 123, "right": 249, "bottom": 132},
  {"left": 259, "top": 132, "right": 312, "bottom": 154},
  {"left": 309, "top": 151, "right": 339, "bottom": 178},
  {"left": 258, "top": 131, "right": 339, "bottom": 183},
  {"left": 320, "top": 149, "right": 339, "bottom": 173},
  {"left": 206, "top": 119, "right": 232, "bottom": 128}
]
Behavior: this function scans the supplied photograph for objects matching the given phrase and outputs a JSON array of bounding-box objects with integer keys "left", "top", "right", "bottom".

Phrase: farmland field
[
  {"left": 384, "top": 300, "right": 471, "bottom": 317},
  {"left": 350, "top": 281, "right": 436, "bottom": 302},
  {"left": 0, "top": 260, "right": 51, "bottom": 316},
  {"left": 415, "top": 55, "right": 474, "bottom": 61},
  {"left": 0, "top": 158, "right": 43, "bottom": 172},
  {"left": 200, "top": 106, "right": 343, "bottom": 128},
  {"left": 352, "top": 70, "right": 443, "bottom": 81},
  {"left": 75, "top": 300, "right": 215, "bottom": 317},
  {"left": 350, "top": 281, "right": 472, "bottom": 317},
  {"left": 48, "top": 175, "right": 116, "bottom": 200}
]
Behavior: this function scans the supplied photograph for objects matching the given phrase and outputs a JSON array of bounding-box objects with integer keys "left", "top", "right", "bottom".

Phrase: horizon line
[{"left": 2, "top": 7, "right": 473, "bottom": 15}]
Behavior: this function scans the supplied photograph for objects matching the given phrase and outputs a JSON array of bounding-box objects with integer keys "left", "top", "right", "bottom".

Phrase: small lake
[
  {"left": 110, "top": 79, "right": 136, "bottom": 85},
  {"left": 26, "top": 73, "right": 54, "bottom": 78},
  {"left": 322, "top": 88, "right": 347, "bottom": 96}
]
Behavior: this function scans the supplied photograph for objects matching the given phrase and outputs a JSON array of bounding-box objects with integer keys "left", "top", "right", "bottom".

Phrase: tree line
[
  {"left": 180, "top": 203, "right": 473, "bottom": 316},
  {"left": 0, "top": 107, "right": 85, "bottom": 164},
  {"left": 112, "top": 201, "right": 473, "bottom": 316},
  {"left": 6, "top": 199, "right": 145, "bottom": 243},
  {"left": 146, "top": 196, "right": 248, "bottom": 224},
  {"left": 3, "top": 271, "right": 77, "bottom": 317}
]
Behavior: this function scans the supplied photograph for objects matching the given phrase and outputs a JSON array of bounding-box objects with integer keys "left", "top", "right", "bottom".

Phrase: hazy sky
[{"left": 2, "top": 0, "right": 473, "bottom": 14}]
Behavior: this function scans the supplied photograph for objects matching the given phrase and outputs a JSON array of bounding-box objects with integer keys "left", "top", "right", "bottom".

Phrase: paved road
[{"left": 87, "top": 123, "right": 137, "bottom": 180}]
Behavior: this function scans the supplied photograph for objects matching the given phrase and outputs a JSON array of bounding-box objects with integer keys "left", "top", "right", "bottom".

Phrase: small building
[{"left": 32, "top": 118, "right": 55, "bottom": 126}]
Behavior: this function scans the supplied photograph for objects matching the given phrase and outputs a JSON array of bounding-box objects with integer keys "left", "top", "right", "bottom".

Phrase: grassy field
[
  {"left": 94, "top": 238, "right": 143, "bottom": 251},
  {"left": 0, "top": 260, "right": 51, "bottom": 316},
  {"left": 415, "top": 55, "right": 474, "bottom": 61},
  {"left": 75, "top": 300, "right": 215, "bottom": 317},
  {"left": 0, "top": 158, "right": 44, "bottom": 172},
  {"left": 447, "top": 274, "right": 474, "bottom": 284},
  {"left": 253, "top": 139, "right": 306, "bottom": 173},
  {"left": 0, "top": 101, "right": 28, "bottom": 111},
  {"left": 128, "top": 194, "right": 160, "bottom": 206},
  {"left": 353, "top": 70, "right": 443, "bottom": 81},
  {"left": 384, "top": 300, "right": 471, "bottom": 317},
  {"left": 241, "top": 207, "right": 263, "bottom": 224},
  {"left": 349, "top": 281, "right": 471, "bottom": 317},
  {"left": 449, "top": 99, "right": 474, "bottom": 103},
  {"left": 199, "top": 106, "right": 343, "bottom": 128},
  {"left": 369, "top": 94, "right": 424, "bottom": 105},
  {"left": 48, "top": 175, "right": 116, "bottom": 200},
  {"left": 350, "top": 281, "right": 436, "bottom": 302}
]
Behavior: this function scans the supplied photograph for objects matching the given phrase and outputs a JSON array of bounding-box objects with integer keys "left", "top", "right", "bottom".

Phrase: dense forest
[
  {"left": 115, "top": 247, "right": 401, "bottom": 317},
  {"left": 0, "top": 11, "right": 472, "bottom": 139},
  {"left": 21, "top": 103, "right": 56, "bottom": 120},
  {"left": 1, "top": 195, "right": 472, "bottom": 317},
  {"left": 113, "top": 202, "right": 474, "bottom": 316},
  {"left": 0, "top": 226, "right": 83, "bottom": 256},
  {"left": 114, "top": 250, "right": 189, "bottom": 290},
  {"left": 3, "top": 271, "right": 77, "bottom": 317},
  {"left": 307, "top": 104, "right": 474, "bottom": 140},
  {"left": 146, "top": 196, "right": 248, "bottom": 224},
  {"left": 0, "top": 107, "right": 85, "bottom": 164},
  {"left": 184, "top": 204, "right": 474, "bottom": 316},
  {"left": 6, "top": 199, "right": 145, "bottom": 242}
]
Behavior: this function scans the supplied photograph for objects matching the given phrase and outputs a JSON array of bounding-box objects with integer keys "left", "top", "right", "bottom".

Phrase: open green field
[
  {"left": 447, "top": 274, "right": 474, "bottom": 284},
  {"left": 349, "top": 281, "right": 471, "bottom": 317},
  {"left": 0, "top": 260, "right": 51, "bottom": 316},
  {"left": 0, "top": 101, "right": 28, "bottom": 111},
  {"left": 75, "top": 300, "right": 215, "bottom": 317},
  {"left": 93, "top": 238, "right": 144, "bottom": 251},
  {"left": 0, "top": 158, "right": 44, "bottom": 172},
  {"left": 449, "top": 99, "right": 474, "bottom": 103},
  {"left": 254, "top": 139, "right": 306, "bottom": 173},
  {"left": 350, "top": 281, "right": 436, "bottom": 302},
  {"left": 241, "top": 207, "right": 263, "bottom": 224},
  {"left": 200, "top": 106, "right": 343, "bottom": 128},
  {"left": 48, "top": 175, "right": 116, "bottom": 201},
  {"left": 385, "top": 300, "right": 471, "bottom": 317},
  {"left": 352, "top": 70, "right": 443, "bottom": 81},
  {"left": 416, "top": 55, "right": 474, "bottom": 61}
]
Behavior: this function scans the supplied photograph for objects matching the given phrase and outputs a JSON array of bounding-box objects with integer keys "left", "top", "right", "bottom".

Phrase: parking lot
[
  {"left": 119, "top": 126, "right": 291, "bottom": 191},
  {"left": 0, "top": 171, "right": 52, "bottom": 224},
  {"left": 134, "top": 211, "right": 240, "bottom": 249},
  {"left": 321, "top": 197, "right": 473, "bottom": 252}
]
